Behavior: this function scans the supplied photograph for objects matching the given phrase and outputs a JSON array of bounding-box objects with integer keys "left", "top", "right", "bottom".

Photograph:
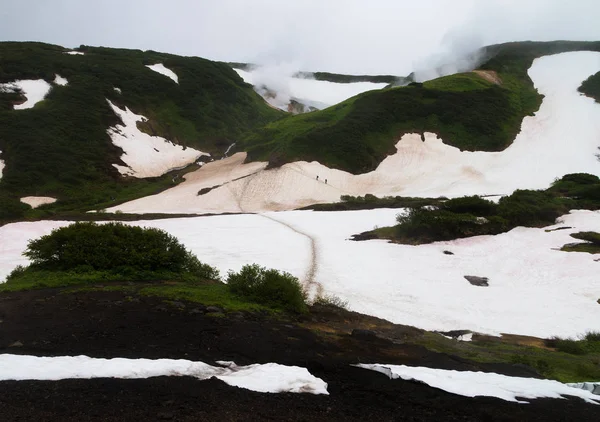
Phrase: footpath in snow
[
  {"left": 1, "top": 209, "right": 599, "bottom": 338},
  {"left": 0, "top": 354, "right": 328, "bottom": 395}
]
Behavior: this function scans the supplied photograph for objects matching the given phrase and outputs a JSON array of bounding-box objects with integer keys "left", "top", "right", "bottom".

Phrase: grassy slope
[
  {"left": 0, "top": 42, "right": 282, "bottom": 220},
  {"left": 240, "top": 41, "right": 600, "bottom": 174}
]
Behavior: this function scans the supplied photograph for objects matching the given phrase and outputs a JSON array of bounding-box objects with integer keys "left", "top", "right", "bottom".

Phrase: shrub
[
  {"left": 21, "top": 222, "right": 218, "bottom": 280},
  {"left": 497, "top": 190, "right": 566, "bottom": 226},
  {"left": 226, "top": 264, "right": 307, "bottom": 313},
  {"left": 396, "top": 207, "right": 481, "bottom": 242},
  {"left": 441, "top": 196, "right": 497, "bottom": 216},
  {"left": 313, "top": 294, "right": 349, "bottom": 309}
]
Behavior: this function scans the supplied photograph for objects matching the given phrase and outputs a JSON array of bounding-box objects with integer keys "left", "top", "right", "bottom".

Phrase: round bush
[
  {"left": 23, "top": 222, "right": 218, "bottom": 279},
  {"left": 226, "top": 264, "right": 307, "bottom": 313}
]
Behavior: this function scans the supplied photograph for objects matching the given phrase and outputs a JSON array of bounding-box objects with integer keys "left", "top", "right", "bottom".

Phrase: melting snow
[
  {"left": 65, "top": 51, "right": 84, "bottom": 55},
  {"left": 53, "top": 74, "right": 68, "bottom": 86},
  {"left": 146, "top": 63, "right": 179, "bottom": 84},
  {"left": 106, "top": 100, "right": 206, "bottom": 178},
  {"left": 0, "top": 354, "right": 328, "bottom": 394},
  {"left": 20, "top": 196, "right": 57, "bottom": 208},
  {"left": 0, "top": 79, "right": 52, "bottom": 110},
  {"left": 113, "top": 87, "right": 122, "bottom": 94},
  {"left": 1, "top": 209, "right": 599, "bottom": 338},
  {"left": 356, "top": 364, "right": 600, "bottom": 404}
]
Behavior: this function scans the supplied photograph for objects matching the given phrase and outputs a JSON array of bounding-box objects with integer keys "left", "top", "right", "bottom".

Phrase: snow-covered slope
[
  {"left": 106, "top": 100, "right": 207, "bottom": 178},
  {"left": 0, "top": 354, "right": 328, "bottom": 394},
  {"left": 146, "top": 63, "right": 179, "bottom": 84},
  {"left": 0, "top": 79, "right": 52, "bottom": 110},
  {"left": 2, "top": 209, "right": 599, "bottom": 338},
  {"left": 356, "top": 364, "right": 600, "bottom": 404},
  {"left": 111, "top": 52, "right": 600, "bottom": 214},
  {"left": 234, "top": 68, "right": 386, "bottom": 110}
]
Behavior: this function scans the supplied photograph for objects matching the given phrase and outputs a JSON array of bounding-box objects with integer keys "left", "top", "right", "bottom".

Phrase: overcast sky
[{"left": 1, "top": 0, "right": 600, "bottom": 74}]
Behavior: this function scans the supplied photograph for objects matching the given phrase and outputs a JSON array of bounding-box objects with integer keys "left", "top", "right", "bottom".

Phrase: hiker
[
  {"left": 325, "top": 179, "right": 328, "bottom": 184},
  {"left": 316, "top": 175, "right": 319, "bottom": 181}
]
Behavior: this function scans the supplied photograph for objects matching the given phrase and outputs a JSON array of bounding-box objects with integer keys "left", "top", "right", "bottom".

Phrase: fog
[{"left": 1, "top": 0, "right": 599, "bottom": 75}]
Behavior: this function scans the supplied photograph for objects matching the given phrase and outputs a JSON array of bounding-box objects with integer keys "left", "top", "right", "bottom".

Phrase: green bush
[
  {"left": 395, "top": 208, "right": 482, "bottom": 242},
  {"left": 226, "top": 264, "right": 307, "bottom": 313},
  {"left": 20, "top": 222, "right": 218, "bottom": 280},
  {"left": 497, "top": 190, "right": 567, "bottom": 226},
  {"left": 441, "top": 196, "right": 497, "bottom": 216}
]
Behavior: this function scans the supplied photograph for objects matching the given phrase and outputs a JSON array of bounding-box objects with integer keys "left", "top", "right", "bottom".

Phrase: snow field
[
  {"left": 0, "top": 79, "right": 52, "bottom": 110},
  {"left": 146, "top": 63, "right": 179, "bottom": 84},
  {"left": 112, "top": 52, "right": 600, "bottom": 214},
  {"left": 0, "top": 354, "right": 328, "bottom": 394},
  {"left": 234, "top": 68, "right": 387, "bottom": 110},
  {"left": 106, "top": 100, "right": 207, "bottom": 178},
  {"left": 1, "top": 209, "right": 598, "bottom": 338},
  {"left": 20, "top": 196, "right": 57, "bottom": 208},
  {"left": 356, "top": 364, "right": 599, "bottom": 404}
]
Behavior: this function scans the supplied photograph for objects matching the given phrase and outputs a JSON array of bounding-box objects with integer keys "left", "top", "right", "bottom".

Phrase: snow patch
[
  {"left": 0, "top": 79, "right": 52, "bottom": 110},
  {"left": 20, "top": 196, "right": 57, "bottom": 208},
  {"left": 234, "top": 68, "right": 386, "bottom": 110},
  {"left": 113, "top": 87, "right": 122, "bottom": 94},
  {"left": 0, "top": 150, "right": 4, "bottom": 179},
  {"left": 146, "top": 63, "right": 179, "bottom": 84},
  {"left": 356, "top": 364, "right": 600, "bottom": 404},
  {"left": 53, "top": 74, "right": 68, "bottom": 86},
  {"left": 0, "top": 354, "right": 328, "bottom": 395},
  {"left": 106, "top": 99, "right": 206, "bottom": 178},
  {"left": 65, "top": 51, "right": 84, "bottom": 55}
]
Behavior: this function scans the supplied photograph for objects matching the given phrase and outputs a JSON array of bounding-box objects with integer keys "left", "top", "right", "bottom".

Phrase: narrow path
[{"left": 224, "top": 161, "right": 323, "bottom": 297}]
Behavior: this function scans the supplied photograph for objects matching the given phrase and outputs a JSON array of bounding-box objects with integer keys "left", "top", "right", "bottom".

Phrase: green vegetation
[
  {"left": 227, "top": 264, "right": 308, "bottom": 313},
  {"left": 546, "top": 332, "right": 600, "bottom": 356},
  {"left": 0, "top": 42, "right": 282, "bottom": 218},
  {"left": 5, "top": 222, "right": 219, "bottom": 286},
  {"left": 579, "top": 71, "right": 600, "bottom": 102},
  {"left": 561, "top": 231, "right": 600, "bottom": 253},
  {"left": 300, "top": 194, "right": 446, "bottom": 211},
  {"left": 422, "top": 72, "right": 494, "bottom": 91},
  {"left": 355, "top": 173, "right": 600, "bottom": 244},
  {"left": 415, "top": 331, "right": 600, "bottom": 383}
]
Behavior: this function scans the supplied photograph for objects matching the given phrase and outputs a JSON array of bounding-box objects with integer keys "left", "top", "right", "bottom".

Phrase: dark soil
[{"left": 0, "top": 287, "right": 599, "bottom": 421}]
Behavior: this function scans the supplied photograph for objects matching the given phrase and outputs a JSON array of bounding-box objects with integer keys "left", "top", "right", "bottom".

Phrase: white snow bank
[
  {"left": 1, "top": 209, "right": 598, "bottom": 338},
  {"left": 146, "top": 63, "right": 179, "bottom": 84},
  {"left": 20, "top": 196, "right": 57, "bottom": 208},
  {"left": 53, "top": 74, "right": 68, "bottom": 86},
  {"left": 269, "top": 208, "right": 600, "bottom": 338},
  {"left": 0, "top": 354, "right": 328, "bottom": 394},
  {"left": 0, "top": 79, "right": 52, "bottom": 110},
  {"left": 356, "top": 364, "right": 599, "bottom": 404},
  {"left": 234, "top": 68, "right": 386, "bottom": 110},
  {"left": 114, "top": 52, "right": 600, "bottom": 214},
  {"left": 106, "top": 100, "right": 206, "bottom": 178},
  {"left": 0, "top": 150, "right": 4, "bottom": 179},
  {"left": 568, "top": 382, "right": 600, "bottom": 395},
  {"left": 65, "top": 51, "right": 84, "bottom": 55}
]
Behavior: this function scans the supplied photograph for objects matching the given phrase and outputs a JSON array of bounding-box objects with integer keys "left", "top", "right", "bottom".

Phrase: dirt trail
[{"left": 225, "top": 161, "right": 323, "bottom": 297}]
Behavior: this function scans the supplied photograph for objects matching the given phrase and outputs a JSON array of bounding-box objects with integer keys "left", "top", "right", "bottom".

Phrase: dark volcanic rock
[{"left": 464, "top": 276, "right": 489, "bottom": 287}]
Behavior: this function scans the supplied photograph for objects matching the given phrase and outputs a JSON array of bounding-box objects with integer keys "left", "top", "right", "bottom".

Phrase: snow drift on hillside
[
  {"left": 111, "top": 52, "right": 600, "bottom": 214},
  {"left": 0, "top": 354, "right": 328, "bottom": 394},
  {"left": 106, "top": 100, "right": 207, "bottom": 178},
  {"left": 53, "top": 74, "right": 68, "bottom": 86},
  {"left": 0, "top": 151, "right": 4, "bottom": 179},
  {"left": 1, "top": 209, "right": 599, "bottom": 338},
  {"left": 146, "top": 63, "right": 179, "bottom": 84},
  {"left": 65, "top": 51, "right": 84, "bottom": 55},
  {"left": 20, "top": 196, "right": 57, "bottom": 208},
  {"left": 356, "top": 364, "right": 600, "bottom": 404},
  {"left": 0, "top": 79, "right": 52, "bottom": 110},
  {"left": 234, "top": 68, "right": 386, "bottom": 110}
]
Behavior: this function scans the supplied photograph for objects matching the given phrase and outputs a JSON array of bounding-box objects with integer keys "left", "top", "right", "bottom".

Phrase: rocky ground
[{"left": 0, "top": 287, "right": 599, "bottom": 421}]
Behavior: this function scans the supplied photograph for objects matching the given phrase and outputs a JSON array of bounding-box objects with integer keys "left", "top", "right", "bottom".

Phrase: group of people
[{"left": 316, "top": 175, "right": 327, "bottom": 184}]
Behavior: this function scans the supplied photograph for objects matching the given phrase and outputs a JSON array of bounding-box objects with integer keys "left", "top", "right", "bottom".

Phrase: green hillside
[
  {"left": 240, "top": 41, "right": 600, "bottom": 174},
  {"left": 0, "top": 42, "right": 282, "bottom": 220},
  {"left": 579, "top": 71, "right": 600, "bottom": 102}
]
